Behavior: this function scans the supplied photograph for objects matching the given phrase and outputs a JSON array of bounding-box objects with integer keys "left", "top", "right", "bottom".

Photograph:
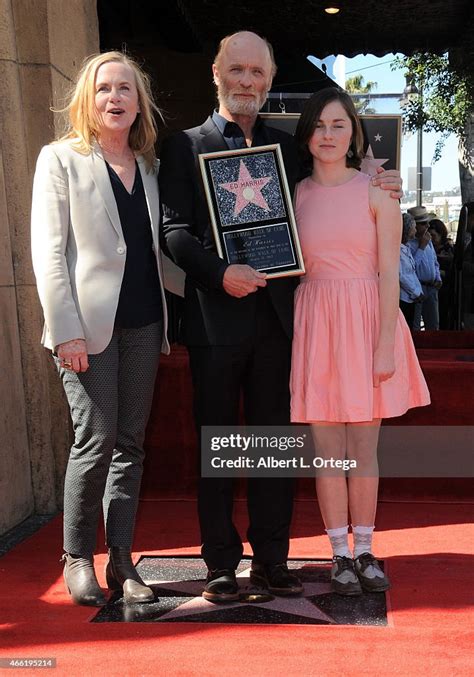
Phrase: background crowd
[{"left": 399, "top": 205, "right": 455, "bottom": 330}]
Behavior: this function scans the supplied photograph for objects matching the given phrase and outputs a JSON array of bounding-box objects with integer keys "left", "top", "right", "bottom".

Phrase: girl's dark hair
[
  {"left": 295, "top": 87, "right": 365, "bottom": 178},
  {"left": 428, "top": 218, "right": 449, "bottom": 244}
]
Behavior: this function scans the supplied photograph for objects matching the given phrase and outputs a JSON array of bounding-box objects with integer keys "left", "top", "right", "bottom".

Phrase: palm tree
[{"left": 345, "top": 75, "right": 377, "bottom": 114}]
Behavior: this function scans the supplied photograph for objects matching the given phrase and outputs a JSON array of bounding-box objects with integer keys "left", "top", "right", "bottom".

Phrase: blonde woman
[{"left": 31, "top": 52, "right": 169, "bottom": 606}]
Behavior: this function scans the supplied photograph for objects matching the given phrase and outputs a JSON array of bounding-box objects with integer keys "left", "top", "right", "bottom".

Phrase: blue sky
[{"left": 310, "top": 53, "right": 459, "bottom": 193}]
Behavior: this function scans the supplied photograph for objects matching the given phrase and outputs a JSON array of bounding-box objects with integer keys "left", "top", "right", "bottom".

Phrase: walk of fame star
[
  {"left": 219, "top": 160, "right": 271, "bottom": 216},
  {"left": 143, "top": 567, "right": 336, "bottom": 624},
  {"left": 92, "top": 557, "right": 388, "bottom": 626},
  {"left": 360, "top": 143, "right": 389, "bottom": 176}
]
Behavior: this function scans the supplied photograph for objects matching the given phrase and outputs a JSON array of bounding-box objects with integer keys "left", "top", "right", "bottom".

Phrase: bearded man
[{"left": 159, "top": 31, "right": 402, "bottom": 602}]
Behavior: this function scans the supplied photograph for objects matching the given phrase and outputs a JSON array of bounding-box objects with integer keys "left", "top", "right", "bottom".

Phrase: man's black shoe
[
  {"left": 250, "top": 562, "right": 303, "bottom": 596},
  {"left": 202, "top": 569, "right": 239, "bottom": 603}
]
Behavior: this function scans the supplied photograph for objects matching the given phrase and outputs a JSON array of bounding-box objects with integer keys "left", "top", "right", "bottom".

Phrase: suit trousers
[
  {"left": 188, "top": 290, "right": 295, "bottom": 571},
  {"left": 57, "top": 322, "right": 162, "bottom": 556}
]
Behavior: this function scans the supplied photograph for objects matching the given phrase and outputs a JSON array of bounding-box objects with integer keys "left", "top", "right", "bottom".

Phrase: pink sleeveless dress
[{"left": 290, "top": 172, "right": 430, "bottom": 423}]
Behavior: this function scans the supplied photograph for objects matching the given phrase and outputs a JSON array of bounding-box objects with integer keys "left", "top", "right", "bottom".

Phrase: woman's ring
[{"left": 62, "top": 361, "right": 72, "bottom": 369}]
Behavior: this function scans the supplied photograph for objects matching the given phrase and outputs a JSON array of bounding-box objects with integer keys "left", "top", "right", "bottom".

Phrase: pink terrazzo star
[
  {"left": 220, "top": 160, "right": 271, "bottom": 216},
  {"left": 360, "top": 143, "right": 389, "bottom": 176}
]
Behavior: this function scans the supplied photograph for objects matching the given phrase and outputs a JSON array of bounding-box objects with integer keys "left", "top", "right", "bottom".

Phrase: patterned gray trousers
[{"left": 56, "top": 322, "right": 162, "bottom": 556}]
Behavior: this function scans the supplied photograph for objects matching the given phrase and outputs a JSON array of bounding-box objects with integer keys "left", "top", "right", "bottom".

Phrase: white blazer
[{"left": 31, "top": 140, "right": 173, "bottom": 355}]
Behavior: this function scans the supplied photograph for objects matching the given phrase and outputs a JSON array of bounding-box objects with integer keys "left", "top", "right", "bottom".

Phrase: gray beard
[{"left": 218, "top": 91, "right": 267, "bottom": 117}]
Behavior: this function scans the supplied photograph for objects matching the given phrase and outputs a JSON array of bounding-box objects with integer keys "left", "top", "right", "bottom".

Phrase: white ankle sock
[
  {"left": 326, "top": 526, "right": 351, "bottom": 558},
  {"left": 352, "top": 525, "right": 375, "bottom": 558}
]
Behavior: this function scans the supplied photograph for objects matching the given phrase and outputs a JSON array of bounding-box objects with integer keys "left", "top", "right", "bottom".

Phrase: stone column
[{"left": 0, "top": 0, "right": 99, "bottom": 533}]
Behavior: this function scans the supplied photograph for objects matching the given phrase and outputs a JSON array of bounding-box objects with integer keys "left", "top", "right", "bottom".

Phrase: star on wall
[
  {"left": 219, "top": 160, "right": 271, "bottom": 216},
  {"left": 360, "top": 144, "right": 389, "bottom": 176}
]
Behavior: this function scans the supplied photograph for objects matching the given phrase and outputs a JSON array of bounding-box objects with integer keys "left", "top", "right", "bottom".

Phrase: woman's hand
[
  {"left": 373, "top": 345, "right": 395, "bottom": 387},
  {"left": 57, "top": 339, "right": 89, "bottom": 372}
]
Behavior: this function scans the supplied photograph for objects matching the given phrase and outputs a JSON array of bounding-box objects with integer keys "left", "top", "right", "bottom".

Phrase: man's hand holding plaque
[{"left": 222, "top": 264, "right": 267, "bottom": 298}]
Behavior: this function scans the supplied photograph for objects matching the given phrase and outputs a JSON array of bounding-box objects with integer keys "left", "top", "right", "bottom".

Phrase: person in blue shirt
[
  {"left": 407, "top": 206, "right": 442, "bottom": 330},
  {"left": 400, "top": 213, "right": 424, "bottom": 329}
]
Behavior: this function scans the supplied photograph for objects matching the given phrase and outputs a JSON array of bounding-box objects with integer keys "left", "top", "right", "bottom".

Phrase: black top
[
  {"left": 212, "top": 110, "right": 267, "bottom": 150},
  {"left": 106, "top": 161, "right": 162, "bottom": 328}
]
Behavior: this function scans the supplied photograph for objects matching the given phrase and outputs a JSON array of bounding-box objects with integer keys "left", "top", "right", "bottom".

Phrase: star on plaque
[
  {"left": 219, "top": 160, "right": 271, "bottom": 216},
  {"left": 374, "top": 133, "right": 382, "bottom": 142},
  {"left": 360, "top": 143, "right": 389, "bottom": 176}
]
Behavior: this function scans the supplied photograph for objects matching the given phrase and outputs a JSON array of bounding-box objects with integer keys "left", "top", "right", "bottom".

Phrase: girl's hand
[{"left": 373, "top": 345, "right": 395, "bottom": 387}]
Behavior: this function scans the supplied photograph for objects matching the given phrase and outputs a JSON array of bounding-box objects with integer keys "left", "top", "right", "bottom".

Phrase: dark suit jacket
[{"left": 159, "top": 116, "right": 299, "bottom": 346}]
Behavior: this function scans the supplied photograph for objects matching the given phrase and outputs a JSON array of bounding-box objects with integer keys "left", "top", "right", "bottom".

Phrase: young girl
[{"left": 290, "top": 88, "right": 430, "bottom": 595}]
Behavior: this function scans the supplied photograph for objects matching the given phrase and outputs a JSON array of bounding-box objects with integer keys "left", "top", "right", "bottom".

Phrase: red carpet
[
  {"left": 1, "top": 500, "right": 473, "bottom": 676},
  {"left": 3, "top": 333, "right": 472, "bottom": 673}
]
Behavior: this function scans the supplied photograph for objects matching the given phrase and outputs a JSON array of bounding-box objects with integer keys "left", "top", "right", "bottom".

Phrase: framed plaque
[{"left": 198, "top": 144, "right": 305, "bottom": 279}]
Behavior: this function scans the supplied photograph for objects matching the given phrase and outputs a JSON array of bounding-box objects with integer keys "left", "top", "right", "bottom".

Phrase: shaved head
[{"left": 214, "top": 31, "right": 277, "bottom": 78}]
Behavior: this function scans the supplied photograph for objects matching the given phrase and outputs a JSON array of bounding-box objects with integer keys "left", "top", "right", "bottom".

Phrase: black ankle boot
[
  {"left": 105, "top": 547, "right": 155, "bottom": 604},
  {"left": 62, "top": 553, "right": 106, "bottom": 606}
]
